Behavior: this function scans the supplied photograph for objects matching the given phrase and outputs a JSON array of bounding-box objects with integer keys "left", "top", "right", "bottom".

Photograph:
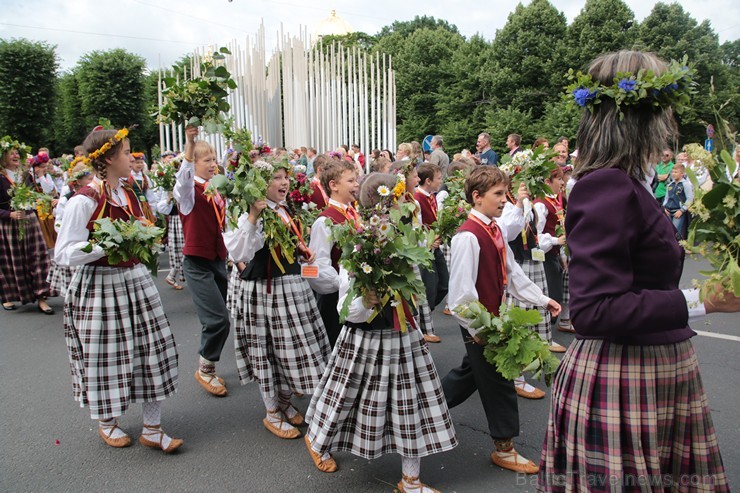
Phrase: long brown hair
[{"left": 573, "top": 51, "right": 678, "bottom": 182}]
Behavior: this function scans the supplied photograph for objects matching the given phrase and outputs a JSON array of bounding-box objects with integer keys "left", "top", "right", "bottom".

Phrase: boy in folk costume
[
  {"left": 128, "top": 152, "right": 158, "bottom": 225},
  {"left": 304, "top": 173, "right": 457, "bottom": 493},
  {"left": 413, "top": 163, "right": 449, "bottom": 343},
  {"left": 442, "top": 166, "right": 560, "bottom": 474},
  {"left": 223, "top": 160, "right": 330, "bottom": 440},
  {"left": 308, "top": 155, "right": 330, "bottom": 210},
  {"left": 533, "top": 167, "right": 570, "bottom": 333},
  {"left": 56, "top": 127, "right": 181, "bottom": 452},
  {"left": 174, "top": 127, "right": 230, "bottom": 397},
  {"left": 307, "top": 160, "right": 361, "bottom": 346}
]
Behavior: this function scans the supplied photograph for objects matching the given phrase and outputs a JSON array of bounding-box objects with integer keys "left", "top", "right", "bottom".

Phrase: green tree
[
  {"left": 0, "top": 38, "right": 58, "bottom": 149},
  {"left": 75, "top": 49, "right": 148, "bottom": 132},
  {"left": 534, "top": 99, "right": 581, "bottom": 143},
  {"left": 52, "top": 70, "right": 87, "bottom": 152},
  {"left": 377, "top": 16, "right": 459, "bottom": 39},
  {"left": 635, "top": 2, "right": 731, "bottom": 145},
  {"left": 484, "top": 106, "right": 535, "bottom": 155},
  {"left": 565, "top": 0, "right": 637, "bottom": 71},
  {"left": 375, "top": 27, "right": 465, "bottom": 143},
  {"left": 317, "top": 32, "right": 377, "bottom": 53},
  {"left": 436, "top": 35, "right": 494, "bottom": 152}
]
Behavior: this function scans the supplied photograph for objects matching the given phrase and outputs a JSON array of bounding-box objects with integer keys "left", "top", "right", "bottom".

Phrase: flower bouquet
[
  {"left": 331, "top": 179, "right": 436, "bottom": 332},
  {"left": 151, "top": 157, "right": 180, "bottom": 193},
  {"left": 501, "top": 146, "right": 559, "bottom": 201},
  {"left": 434, "top": 169, "right": 470, "bottom": 244},
  {"left": 684, "top": 148, "right": 740, "bottom": 298},
  {"left": 158, "top": 47, "right": 237, "bottom": 133},
  {"left": 208, "top": 158, "right": 302, "bottom": 274},
  {"left": 454, "top": 301, "right": 561, "bottom": 385},
  {"left": 35, "top": 194, "right": 53, "bottom": 221},
  {"left": 288, "top": 168, "right": 319, "bottom": 227},
  {"left": 8, "top": 182, "right": 38, "bottom": 239},
  {"left": 81, "top": 217, "right": 164, "bottom": 276}
]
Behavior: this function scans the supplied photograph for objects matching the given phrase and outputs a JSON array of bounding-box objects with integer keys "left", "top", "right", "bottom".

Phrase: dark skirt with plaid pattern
[
  {"left": 538, "top": 339, "right": 728, "bottom": 492},
  {"left": 47, "top": 260, "right": 72, "bottom": 297},
  {"left": 0, "top": 214, "right": 53, "bottom": 304},
  {"left": 64, "top": 264, "right": 179, "bottom": 420},
  {"left": 413, "top": 265, "right": 435, "bottom": 336},
  {"left": 506, "top": 258, "right": 551, "bottom": 342},
  {"left": 233, "top": 274, "right": 330, "bottom": 396},
  {"left": 560, "top": 267, "right": 570, "bottom": 321},
  {"left": 166, "top": 214, "right": 185, "bottom": 283},
  {"left": 226, "top": 264, "right": 241, "bottom": 318},
  {"left": 305, "top": 325, "right": 458, "bottom": 459}
]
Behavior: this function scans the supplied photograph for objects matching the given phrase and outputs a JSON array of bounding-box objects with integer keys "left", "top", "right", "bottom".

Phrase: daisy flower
[
  {"left": 377, "top": 185, "right": 391, "bottom": 197},
  {"left": 361, "top": 263, "right": 372, "bottom": 274}
]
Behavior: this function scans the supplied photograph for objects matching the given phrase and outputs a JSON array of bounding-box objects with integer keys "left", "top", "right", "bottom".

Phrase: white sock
[
  {"left": 514, "top": 376, "right": 537, "bottom": 393},
  {"left": 198, "top": 357, "right": 224, "bottom": 388},
  {"left": 262, "top": 392, "right": 296, "bottom": 432},
  {"left": 142, "top": 401, "right": 172, "bottom": 450},
  {"left": 402, "top": 457, "right": 435, "bottom": 492},
  {"left": 278, "top": 390, "right": 298, "bottom": 419},
  {"left": 99, "top": 418, "right": 128, "bottom": 439}
]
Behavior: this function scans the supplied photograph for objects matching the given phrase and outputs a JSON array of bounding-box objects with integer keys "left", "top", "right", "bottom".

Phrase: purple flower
[
  {"left": 572, "top": 87, "right": 597, "bottom": 107},
  {"left": 618, "top": 78, "right": 637, "bottom": 92},
  {"left": 354, "top": 244, "right": 362, "bottom": 252},
  {"left": 383, "top": 258, "right": 391, "bottom": 265},
  {"left": 373, "top": 248, "right": 381, "bottom": 255}
]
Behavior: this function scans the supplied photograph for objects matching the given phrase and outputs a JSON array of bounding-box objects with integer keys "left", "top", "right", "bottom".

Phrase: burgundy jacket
[{"left": 566, "top": 168, "right": 694, "bottom": 345}]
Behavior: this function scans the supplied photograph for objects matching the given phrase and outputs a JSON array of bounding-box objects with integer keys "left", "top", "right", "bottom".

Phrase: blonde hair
[{"left": 193, "top": 140, "right": 215, "bottom": 161}]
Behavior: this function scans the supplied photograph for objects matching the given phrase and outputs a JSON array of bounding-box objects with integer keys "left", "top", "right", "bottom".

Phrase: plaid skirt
[
  {"left": 413, "top": 265, "right": 435, "bottom": 335},
  {"left": 226, "top": 264, "right": 241, "bottom": 319},
  {"left": 538, "top": 339, "right": 728, "bottom": 492},
  {"left": 0, "top": 214, "right": 52, "bottom": 304},
  {"left": 561, "top": 268, "right": 570, "bottom": 320},
  {"left": 506, "top": 258, "right": 551, "bottom": 341},
  {"left": 166, "top": 215, "right": 185, "bottom": 283},
  {"left": 440, "top": 243, "right": 451, "bottom": 270},
  {"left": 64, "top": 264, "right": 179, "bottom": 420},
  {"left": 305, "top": 325, "right": 457, "bottom": 459},
  {"left": 233, "top": 274, "right": 330, "bottom": 396},
  {"left": 46, "top": 260, "right": 72, "bottom": 297}
]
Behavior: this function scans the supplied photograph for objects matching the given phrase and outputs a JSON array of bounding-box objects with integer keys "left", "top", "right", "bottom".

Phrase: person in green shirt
[{"left": 654, "top": 149, "right": 674, "bottom": 202}]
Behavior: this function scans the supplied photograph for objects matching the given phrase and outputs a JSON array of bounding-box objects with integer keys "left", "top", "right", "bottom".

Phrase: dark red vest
[
  {"left": 458, "top": 218, "right": 505, "bottom": 316},
  {"left": 318, "top": 205, "right": 350, "bottom": 272},
  {"left": 413, "top": 190, "right": 437, "bottom": 226},
  {"left": 77, "top": 184, "right": 143, "bottom": 267},
  {"left": 534, "top": 196, "right": 562, "bottom": 257},
  {"left": 179, "top": 182, "right": 227, "bottom": 261},
  {"left": 309, "top": 180, "right": 328, "bottom": 210}
]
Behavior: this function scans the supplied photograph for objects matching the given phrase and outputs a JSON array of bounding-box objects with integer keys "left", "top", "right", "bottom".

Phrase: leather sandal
[
  {"left": 423, "top": 334, "right": 441, "bottom": 343},
  {"left": 263, "top": 411, "right": 300, "bottom": 439},
  {"left": 139, "top": 425, "right": 183, "bottom": 453},
  {"left": 195, "top": 370, "right": 228, "bottom": 396},
  {"left": 558, "top": 321, "right": 576, "bottom": 333},
  {"left": 165, "top": 276, "right": 184, "bottom": 290},
  {"left": 548, "top": 342, "right": 566, "bottom": 353},
  {"left": 3, "top": 302, "right": 16, "bottom": 311},
  {"left": 514, "top": 379, "right": 545, "bottom": 399},
  {"left": 281, "top": 404, "right": 304, "bottom": 426},
  {"left": 491, "top": 449, "right": 539, "bottom": 474},
  {"left": 304, "top": 435, "right": 337, "bottom": 473},
  {"left": 98, "top": 420, "right": 131, "bottom": 448},
  {"left": 397, "top": 475, "right": 441, "bottom": 493}
]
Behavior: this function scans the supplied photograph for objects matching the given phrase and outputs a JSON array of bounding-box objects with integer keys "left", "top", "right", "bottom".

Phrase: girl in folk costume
[
  {"left": 174, "top": 127, "right": 231, "bottom": 397},
  {"left": 48, "top": 163, "right": 94, "bottom": 296},
  {"left": 503, "top": 178, "right": 566, "bottom": 402},
  {"left": 307, "top": 159, "right": 361, "bottom": 347},
  {"left": 539, "top": 50, "right": 734, "bottom": 492},
  {"left": 223, "top": 160, "right": 330, "bottom": 440},
  {"left": 55, "top": 127, "right": 181, "bottom": 452},
  {"left": 155, "top": 183, "right": 185, "bottom": 291},
  {"left": 25, "top": 152, "right": 59, "bottom": 249},
  {"left": 128, "top": 152, "right": 158, "bottom": 225},
  {"left": 304, "top": 173, "right": 457, "bottom": 493},
  {"left": 442, "top": 166, "right": 560, "bottom": 475},
  {"left": 388, "top": 160, "right": 439, "bottom": 343},
  {"left": 533, "top": 167, "right": 568, "bottom": 334},
  {"left": 0, "top": 139, "right": 54, "bottom": 313}
]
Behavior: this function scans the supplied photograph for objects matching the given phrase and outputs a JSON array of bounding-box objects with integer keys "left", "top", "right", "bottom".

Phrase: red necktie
[
  {"left": 428, "top": 195, "right": 437, "bottom": 219},
  {"left": 346, "top": 205, "right": 361, "bottom": 228}
]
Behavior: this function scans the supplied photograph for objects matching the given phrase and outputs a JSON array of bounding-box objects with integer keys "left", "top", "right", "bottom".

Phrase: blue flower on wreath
[
  {"left": 663, "top": 82, "right": 679, "bottom": 93},
  {"left": 618, "top": 78, "right": 637, "bottom": 92},
  {"left": 572, "top": 87, "right": 597, "bottom": 107}
]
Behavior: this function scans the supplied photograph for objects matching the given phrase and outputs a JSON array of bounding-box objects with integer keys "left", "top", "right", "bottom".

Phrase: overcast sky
[{"left": 1, "top": 0, "right": 737, "bottom": 71}]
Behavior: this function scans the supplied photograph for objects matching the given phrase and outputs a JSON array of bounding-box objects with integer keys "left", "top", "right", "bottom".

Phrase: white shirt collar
[
  {"left": 194, "top": 176, "right": 207, "bottom": 185},
  {"left": 266, "top": 198, "right": 287, "bottom": 210},
  {"left": 470, "top": 208, "right": 492, "bottom": 225},
  {"left": 416, "top": 187, "right": 432, "bottom": 197},
  {"left": 328, "top": 198, "right": 349, "bottom": 210}
]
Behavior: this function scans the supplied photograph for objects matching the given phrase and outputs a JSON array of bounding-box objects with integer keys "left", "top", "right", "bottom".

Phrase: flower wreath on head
[
  {"left": 69, "top": 166, "right": 93, "bottom": 183},
  {"left": 0, "top": 136, "right": 32, "bottom": 162},
  {"left": 564, "top": 56, "right": 697, "bottom": 119},
  {"left": 131, "top": 152, "right": 145, "bottom": 160},
  {"left": 79, "top": 128, "right": 130, "bottom": 166}
]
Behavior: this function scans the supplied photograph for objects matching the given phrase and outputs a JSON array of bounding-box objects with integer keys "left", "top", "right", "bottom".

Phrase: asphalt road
[{"left": 1, "top": 256, "right": 737, "bottom": 493}]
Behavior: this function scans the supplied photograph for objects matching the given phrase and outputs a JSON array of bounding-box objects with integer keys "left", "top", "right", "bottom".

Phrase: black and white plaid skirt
[
  {"left": 47, "top": 261, "right": 73, "bottom": 297},
  {"left": 0, "top": 214, "right": 52, "bottom": 304},
  {"left": 226, "top": 263, "right": 241, "bottom": 319},
  {"left": 63, "top": 264, "right": 179, "bottom": 420},
  {"left": 305, "top": 325, "right": 458, "bottom": 459},
  {"left": 166, "top": 215, "right": 185, "bottom": 282},
  {"left": 412, "top": 265, "right": 435, "bottom": 335},
  {"left": 506, "top": 258, "right": 551, "bottom": 341},
  {"left": 233, "top": 274, "right": 330, "bottom": 396}
]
